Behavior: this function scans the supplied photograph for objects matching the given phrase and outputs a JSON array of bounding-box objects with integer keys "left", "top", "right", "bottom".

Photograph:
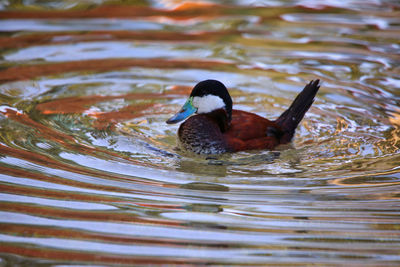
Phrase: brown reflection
[
  {"left": 0, "top": 164, "right": 175, "bottom": 200},
  {"left": 34, "top": 86, "right": 192, "bottom": 131},
  {"left": 0, "top": 223, "right": 225, "bottom": 248},
  {"left": 37, "top": 95, "right": 125, "bottom": 115},
  {"left": 0, "top": 143, "right": 167, "bottom": 187},
  {"left": 176, "top": 158, "right": 229, "bottom": 177},
  {"left": 0, "top": 30, "right": 235, "bottom": 49},
  {"left": 0, "top": 107, "right": 175, "bottom": 173},
  {"left": 0, "top": 183, "right": 121, "bottom": 204},
  {"left": 0, "top": 58, "right": 234, "bottom": 83},
  {"left": 0, "top": 3, "right": 334, "bottom": 21},
  {"left": 389, "top": 109, "right": 400, "bottom": 126},
  {"left": 0, "top": 243, "right": 206, "bottom": 265},
  {"left": 36, "top": 93, "right": 165, "bottom": 130},
  {"left": 376, "top": 127, "right": 400, "bottom": 154},
  {"left": 36, "top": 87, "right": 190, "bottom": 115},
  {"left": 0, "top": 3, "right": 226, "bottom": 19},
  {"left": 1, "top": 202, "right": 181, "bottom": 226},
  {"left": 3, "top": 108, "right": 75, "bottom": 144},
  {"left": 330, "top": 172, "right": 400, "bottom": 187},
  {"left": 92, "top": 102, "right": 156, "bottom": 130},
  {"left": 180, "top": 182, "right": 229, "bottom": 192}
]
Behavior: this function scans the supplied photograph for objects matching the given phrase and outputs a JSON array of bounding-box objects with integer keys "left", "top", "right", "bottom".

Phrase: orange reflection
[
  {"left": 171, "top": 2, "right": 217, "bottom": 11},
  {"left": 0, "top": 223, "right": 199, "bottom": 246},
  {"left": 0, "top": 3, "right": 226, "bottom": 19},
  {"left": 0, "top": 137, "right": 172, "bottom": 189},
  {"left": 0, "top": 30, "right": 233, "bottom": 49},
  {"left": 1, "top": 202, "right": 181, "bottom": 226},
  {"left": 91, "top": 103, "right": 156, "bottom": 130},
  {"left": 35, "top": 87, "right": 191, "bottom": 130},
  {"left": 0, "top": 182, "right": 121, "bottom": 204},
  {"left": 389, "top": 108, "right": 400, "bottom": 127},
  {"left": 0, "top": 244, "right": 205, "bottom": 265},
  {"left": 36, "top": 92, "right": 169, "bottom": 115},
  {"left": 0, "top": 58, "right": 234, "bottom": 83},
  {"left": 3, "top": 108, "right": 75, "bottom": 144}
]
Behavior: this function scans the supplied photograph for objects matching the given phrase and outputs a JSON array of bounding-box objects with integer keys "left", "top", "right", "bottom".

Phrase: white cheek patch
[{"left": 193, "top": 95, "right": 225, "bottom": 114}]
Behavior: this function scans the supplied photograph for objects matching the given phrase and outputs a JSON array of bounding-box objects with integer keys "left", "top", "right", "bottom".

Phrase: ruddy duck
[{"left": 166, "top": 79, "right": 320, "bottom": 154}]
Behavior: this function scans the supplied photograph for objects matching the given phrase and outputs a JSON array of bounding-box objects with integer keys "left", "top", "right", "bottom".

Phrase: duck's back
[
  {"left": 225, "top": 110, "right": 280, "bottom": 140},
  {"left": 222, "top": 110, "right": 281, "bottom": 152}
]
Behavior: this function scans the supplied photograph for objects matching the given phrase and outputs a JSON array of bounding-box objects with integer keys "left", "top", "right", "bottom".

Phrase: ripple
[
  {"left": 0, "top": 1, "right": 400, "bottom": 266},
  {"left": 4, "top": 42, "right": 214, "bottom": 62},
  {"left": 0, "top": 19, "right": 163, "bottom": 32}
]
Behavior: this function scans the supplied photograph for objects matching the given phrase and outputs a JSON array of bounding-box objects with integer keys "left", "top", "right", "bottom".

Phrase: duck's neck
[{"left": 205, "top": 108, "right": 231, "bottom": 132}]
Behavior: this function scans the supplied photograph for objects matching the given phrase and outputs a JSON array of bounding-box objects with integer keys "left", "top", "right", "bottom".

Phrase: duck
[{"left": 166, "top": 79, "right": 320, "bottom": 154}]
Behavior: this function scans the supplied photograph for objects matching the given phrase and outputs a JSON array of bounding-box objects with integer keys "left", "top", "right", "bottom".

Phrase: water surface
[{"left": 0, "top": 0, "right": 400, "bottom": 266}]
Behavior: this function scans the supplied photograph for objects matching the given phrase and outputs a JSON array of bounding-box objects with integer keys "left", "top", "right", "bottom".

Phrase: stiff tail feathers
[{"left": 275, "top": 79, "right": 320, "bottom": 143}]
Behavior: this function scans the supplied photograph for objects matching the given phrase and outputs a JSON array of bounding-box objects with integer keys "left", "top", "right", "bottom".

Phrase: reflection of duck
[{"left": 167, "top": 79, "right": 320, "bottom": 154}]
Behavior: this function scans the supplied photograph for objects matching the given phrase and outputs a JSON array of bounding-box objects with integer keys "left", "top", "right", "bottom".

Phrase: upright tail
[{"left": 275, "top": 79, "right": 320, "bottom": 143}]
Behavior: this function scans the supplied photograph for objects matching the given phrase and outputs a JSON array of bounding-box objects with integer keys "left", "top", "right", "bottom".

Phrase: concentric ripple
[{"left": 0, "top": 0, "right": 400, "bottom": 266}]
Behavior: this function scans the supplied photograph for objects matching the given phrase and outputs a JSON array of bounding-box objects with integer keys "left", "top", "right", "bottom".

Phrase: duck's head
[{"left": 166, "top": 79, "right": 233, "bottom": 124}]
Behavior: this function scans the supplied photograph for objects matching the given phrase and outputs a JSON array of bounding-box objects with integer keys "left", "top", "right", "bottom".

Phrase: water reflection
[{"left": 0, "top": 0, "right": 400, "bottom": 266}]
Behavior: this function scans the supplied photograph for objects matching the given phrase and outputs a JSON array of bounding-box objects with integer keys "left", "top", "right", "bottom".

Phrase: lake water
[{"left": 0, "top": 0, "right": 400, "bottom": 266}]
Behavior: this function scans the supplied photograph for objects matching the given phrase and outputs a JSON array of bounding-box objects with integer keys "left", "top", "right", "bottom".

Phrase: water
[{"left": 0, "top": 0, "right": 400, "bottom": 266}]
